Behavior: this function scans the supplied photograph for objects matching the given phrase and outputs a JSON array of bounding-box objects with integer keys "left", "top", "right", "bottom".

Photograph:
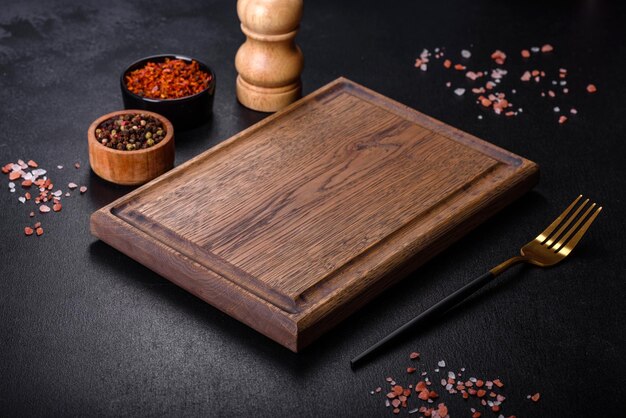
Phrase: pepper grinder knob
[{"left": 235, "top": 0, "right": 304, "bottom": 112}]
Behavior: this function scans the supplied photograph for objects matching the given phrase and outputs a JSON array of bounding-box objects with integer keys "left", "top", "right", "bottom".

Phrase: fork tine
[
  {"left": 550, "top": 202, "right": 595, "bottom": 250},
  {"left": 537, "top": 195, "right": 583, "bottom": 243},
  {"left": 544, "top": 197, "right": 590, "bottom": 248},
  {"left": 555, "top": 205, "right": 602, "bottom": 256}
]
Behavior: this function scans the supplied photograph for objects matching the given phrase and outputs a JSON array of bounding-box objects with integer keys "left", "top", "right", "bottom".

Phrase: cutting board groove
[{"left": 92, "top": 78, "right": 538, "bottom": 351}]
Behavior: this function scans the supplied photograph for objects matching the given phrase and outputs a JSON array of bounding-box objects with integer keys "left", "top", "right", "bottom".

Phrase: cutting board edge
[
  {"left": 89, "top": 77, "right": 541, "bottom": 352},
  {"left": 294, "top": 160, "right": 539, "bottom": 351},
  {"left": 90, "top": 209, "right": 302, "bottom": 352}
]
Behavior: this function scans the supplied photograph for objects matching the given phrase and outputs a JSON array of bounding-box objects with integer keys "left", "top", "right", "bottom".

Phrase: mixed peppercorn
[{"left": 95, "top": 113, "right": 166, "bottom": 151}]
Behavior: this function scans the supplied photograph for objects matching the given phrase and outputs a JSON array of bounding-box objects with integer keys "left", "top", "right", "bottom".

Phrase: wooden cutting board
[{"left": 91, "top": 78, "right": 539, "bottom": 352}]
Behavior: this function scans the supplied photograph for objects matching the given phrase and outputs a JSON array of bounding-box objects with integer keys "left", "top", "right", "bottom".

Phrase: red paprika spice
[{"left": 125, "top": 58, "right": 211, "bottom": 99}]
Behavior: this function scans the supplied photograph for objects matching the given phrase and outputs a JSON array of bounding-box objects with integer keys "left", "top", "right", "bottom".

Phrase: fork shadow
[{"left": 347, "top": 263, "right": 534, "bottom": 372}]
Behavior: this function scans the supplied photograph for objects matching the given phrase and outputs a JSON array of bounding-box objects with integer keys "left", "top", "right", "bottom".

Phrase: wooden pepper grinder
[{"left": 235, "top": 0, "right": 304, "bottom": 112}]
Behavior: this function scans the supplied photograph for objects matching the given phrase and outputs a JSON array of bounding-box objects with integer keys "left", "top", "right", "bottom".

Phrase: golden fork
[{"left": 351, "top": 195, "right": 602, "bottom": 368}]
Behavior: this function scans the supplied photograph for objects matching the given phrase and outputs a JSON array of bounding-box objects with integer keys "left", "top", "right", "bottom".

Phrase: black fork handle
[{"left": 350, "top": 271, "right": 495, "bottom": 369}]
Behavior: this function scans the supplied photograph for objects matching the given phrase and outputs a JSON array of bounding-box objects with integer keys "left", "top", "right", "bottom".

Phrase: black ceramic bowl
[{"left": 121, "top": 54, "right": 216, "bottom": 130}]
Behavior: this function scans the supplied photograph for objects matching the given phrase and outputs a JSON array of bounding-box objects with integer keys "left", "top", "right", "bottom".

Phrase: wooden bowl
[{"left": 88, "top": 110, "right": 175, "bottom": 186}]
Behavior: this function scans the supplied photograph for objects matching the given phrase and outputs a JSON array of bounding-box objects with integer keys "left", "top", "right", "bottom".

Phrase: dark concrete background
[{"left": 1, "top": 0, "right": 624, "bottom": 416}]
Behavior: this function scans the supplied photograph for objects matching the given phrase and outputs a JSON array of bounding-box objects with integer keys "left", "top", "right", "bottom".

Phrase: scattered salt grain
[
  {"left": 570, "top": 108, "right": 578, "bottom": 114},
  {"left": 466, "top": 71, "right": 481, "bottom": 81},
  {"left": 80, "top": 186, "right": 87, "bottom": 194},
  {"left": 490, "top": 50, "right": 507, "bottom": 65},
  {"left": 438, "top": 360, "right": 446, "bottom": 368},
  {"left": 68, "top": 182, "right": 78, "bottom": 189},
  {"left": 57, "top": 165, "right": 63, "bottom": 169},
  {"left": 39, "top": 205, "right": 51, "bottom": 213},
  {"left": 553, "top": 107, "right": 560, "bottom": 112},
  {"left": 18, "top": 197, "right": 26, "bottom": 203},
  {"left": 410, "top": 43, "right": 594, "bottom": 129},
  {"left": 490, "top": 68, "right": 507, "bottom": 79}
]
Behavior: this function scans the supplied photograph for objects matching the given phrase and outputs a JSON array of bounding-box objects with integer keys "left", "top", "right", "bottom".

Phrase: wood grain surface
[{"left": 91, "top": 78, "right": 539, "bottom": 351}]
